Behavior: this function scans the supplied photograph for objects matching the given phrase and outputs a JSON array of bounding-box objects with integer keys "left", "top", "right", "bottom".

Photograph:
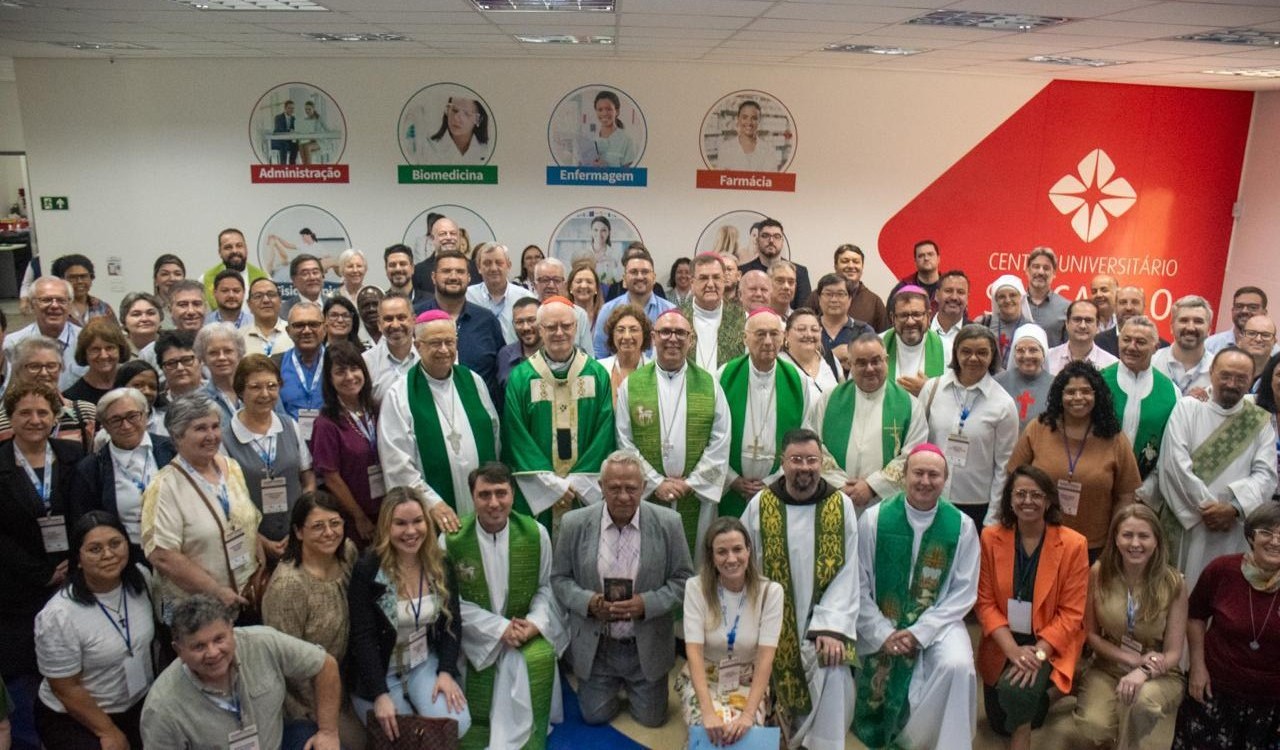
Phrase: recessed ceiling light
[
  {"left": 824, "top": 43, "right": 927, "bottom": 56},
  {"left": 514, "top": 34, "right": 613, "bottom": 44},
  {"left": 1175, "top": 28, "right": 1280, "bottom": 47},
  {"left": 49, "top": 41, "right": 156, "bottom": 50},
  {"left": 1202, "top": 68, "right": 1280, "bottom": 77},
  {"left": 303, "top": 32, "right": 407, "bottom": 42},
  {"left": 1025, "top": 54, "right": 1127, "bottom": 67},
  {"left": 907, "top": 10, "right": 1072, "bottom": 32},
  {"left": 170, "top": 0, "right": 328, "bottom": 9},
  {"left": 474, "top": 0, "right": 613, "bottom": 11}
]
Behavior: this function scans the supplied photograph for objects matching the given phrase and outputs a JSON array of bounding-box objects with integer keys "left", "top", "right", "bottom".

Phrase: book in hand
[
  {"left": 603, "top": 577, "right": 633, "bottom": 602},
  {"left": 688, "top": 725, "right": 781, "bottom": 750}
]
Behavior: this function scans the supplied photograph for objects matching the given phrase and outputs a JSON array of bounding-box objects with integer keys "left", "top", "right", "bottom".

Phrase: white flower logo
[{"left": 1048, "top": 149, "right": 1136, "bottom": 243}]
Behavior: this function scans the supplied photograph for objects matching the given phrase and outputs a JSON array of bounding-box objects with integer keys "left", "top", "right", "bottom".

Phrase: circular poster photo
[
  {"left": 548, "top": 84, "right": 647, "bottom": 168},
  {"left": 398, "top": 83, "right": 496, "bottom": 165},
  {"left": 257, "top": 205, "right": 351, "bottom": 285},
  {"left": 699, "top": 90, "right": 796, "bottom": 172},
  {"left": 249, "top": 83, "right": 347, "bottom": 165},
  {"left": 695, "top": 210, "right": 790, "bottom": 267},
  {"left": 548, "top": 207, "right": 643, "bottom": 286},
  {"left": 402, "top": 205, "right": 497, "bottom": 266}
]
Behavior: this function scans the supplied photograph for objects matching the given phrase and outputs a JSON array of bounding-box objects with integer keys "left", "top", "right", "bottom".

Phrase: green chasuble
[
  {"left": 882, "top": 329, "right": 946, "bottom": 381},
  {"left": 406, "top": 364, "right": 497, "bottom": 510},
  {"left": 1100, "top": 364, "right": 1179, "bottom": 478},
  {"left": 626, "top": 362, "right": 717, "bottom": 557},
  {"left": 501, "top": 350, "right": 616, "bottom": 528},
  {"left": 446, "top": 512, "right": 556, "bottom": 750},
  {"left": 854, "top": 494, "right": 963, "bottom": 749},
  {"left": 758, "top": 482, "right": 852, "bottom": 717},
  {"left": 719, "top": 355, "right": 808, "bottom": 518},
  {"left": 821, "top": 380, "right": 914, "bottom": 475}
]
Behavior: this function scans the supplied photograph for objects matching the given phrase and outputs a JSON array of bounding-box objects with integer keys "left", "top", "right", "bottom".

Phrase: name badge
[
  {"left": 718, "top": 658, "right": 741, "bottom": 694},
  {"left": 945, "top": 434, "right": 970, "bottom": 469},
  {"left": 1120, "top": 634, "right": 1144, "bottom": 654},
  {"left": 261, "top": 477, "right": 288, "bottom": 515},
  {"left": 367, "top": 465, "right": 386, "bottom": 500},
  {"left": 1007, "top": 598, "right": 1033, "bottom": 635},
  {"left": 224, "top": 527, "right": 251, "bottom": 570},
  {"left": 1057, "top": 479, "right": 1082, "bottom": 516},
  {"left": 408, "top": 626, "right": 429, "bottom": 669},
  {"left": 39, "top": 515, "right": 69, "bottom": 553},
  {"left": 228, "top": 725, "right": 260, "bottom": 750},
  {"left": 298, "top": 409, "right": 320, "bottom": 441},
  {"left": 124, "top": 648, "right": 149, "bottom": 698}
]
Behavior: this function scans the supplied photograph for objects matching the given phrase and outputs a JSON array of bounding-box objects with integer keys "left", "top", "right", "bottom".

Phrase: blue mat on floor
[{"left": 549, "top": 682, "right": 650, "bottom": 750}]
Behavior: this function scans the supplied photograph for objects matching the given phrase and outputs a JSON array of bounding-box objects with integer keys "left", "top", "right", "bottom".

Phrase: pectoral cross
[
  {"left": 747, "top": 438, "right": 766, "bottom": 461},
  {"left": 1015, "top": 390, "right": 1035, "bottom": 420},
  {"left": 887, "top": 421, "right": 902, "bottom": 457},
  {"left": 1141, "top": 441, "right": 1158, "bottom": 464},
  {"left": 447, "top": 430, "right": 463, "bottom": 453}
]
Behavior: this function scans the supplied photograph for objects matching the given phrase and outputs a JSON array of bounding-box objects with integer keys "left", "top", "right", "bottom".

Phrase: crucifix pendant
[
  {"left": 447, "top": 430, "right": 463, "bottom": 453},
  {"left": 747, "top": 439, "right": 765, "bottom": 460},
  {"left": 1251, "top": 640, "right": 1261, "bottom": 651},
  {"left": 662, "top": 441, "right": 674, "bottom": 455}
]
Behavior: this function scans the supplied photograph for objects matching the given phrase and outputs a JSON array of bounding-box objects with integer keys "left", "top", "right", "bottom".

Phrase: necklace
[
  {"left": 746, "top": 370, "right": 777, "bottom": 462},
  {"left": 432, "top": 377, "right": 464, "bottom": 454},
  {"left": 659, "top": 371, "right": 687, "bottom": 456},
  {"left": 1249, "top": 586, "right": 1279, "bottom": 650},
  {"left": 99, "top": 588, "right": 125, "bottom": 622}
]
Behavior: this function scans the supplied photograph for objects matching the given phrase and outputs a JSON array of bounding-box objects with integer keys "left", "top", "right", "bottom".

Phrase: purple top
[{"left": 311, "top": 411, "right": 380, "bottom": 520}]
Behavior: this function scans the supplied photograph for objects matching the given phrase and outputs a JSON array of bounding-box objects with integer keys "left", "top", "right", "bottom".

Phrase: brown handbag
[{"left": 364, "top": 711, "right": 458, "bottom": 750}]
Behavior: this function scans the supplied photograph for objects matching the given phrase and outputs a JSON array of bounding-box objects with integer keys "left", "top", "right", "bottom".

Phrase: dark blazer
[
  {"left": 345, "top": 550, "right": 463, "bottom": 702},
  {"left": 69, "top": 433, "right": 176, "bottom": 536},
  {"left": 1095, "top": 327, "right": 1170, "bottom": 357},
  {"left": 0, "top": 438, "right": 85, "bottom": 676}
]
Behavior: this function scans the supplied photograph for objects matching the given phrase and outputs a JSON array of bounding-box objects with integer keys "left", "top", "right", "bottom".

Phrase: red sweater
[{"left": 1189, "top": 554, "right": 1280, "bottom": 699}]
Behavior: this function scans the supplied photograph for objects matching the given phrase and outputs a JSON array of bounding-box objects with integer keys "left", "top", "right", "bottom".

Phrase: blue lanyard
[
  {"left": 262, "top": 331, "right": 277, "bottom": 358},
  {"left": 184, "top": 666, "right": 243, "bottom": 726},
  {"left": 96, "top": 591, "right": 133, "bottom": 656},
  {"left": 1126, "top": 589, "right": 1138, "bottom": 634},
  {"left": 290, "top": 348, "right": 324, "bottom": 401},
  {"left": 408, "top": 567, "right": 427, "bottom": 629},
  {"left": 178, "top": 456, "right": 230, "bottom": 517},
  {"left": 953, "top": 386, "right": 978, "bottom": 434},
  {"left": 718, "top": 586, "right": 744, "bottom": 657},
  {"left": 348, "top": 410, "right": 378, "bottom": 456},
  {"left": 1062, "top": 427, "right": 1089, "bottom": 479},
  {"left": 16, "top": 442, "right": 54, "bottom": 508},
  {"left": 251, "top": 435, "right": 277, "bottom": 476},
  {"left": 113, "top": 448, "right": 153, "bottom": 495}
]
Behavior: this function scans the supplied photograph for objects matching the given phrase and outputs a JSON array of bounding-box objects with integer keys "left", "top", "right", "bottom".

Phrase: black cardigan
[
  {"left": 345, "top": 550, "right": 463, "bottom": 701},
  {"left": 69, "top": 433, "right": 177, "bottom": 527}
]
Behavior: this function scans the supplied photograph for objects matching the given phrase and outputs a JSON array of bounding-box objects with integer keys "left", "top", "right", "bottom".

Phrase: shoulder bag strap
[{"left": 170, "top": 462, "right": 238, "bottom": 589}]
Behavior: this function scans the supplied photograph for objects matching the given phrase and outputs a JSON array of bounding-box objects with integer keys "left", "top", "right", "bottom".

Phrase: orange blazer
[{"left": 976, "top": 523, "right": 1090, "bottom": 694}]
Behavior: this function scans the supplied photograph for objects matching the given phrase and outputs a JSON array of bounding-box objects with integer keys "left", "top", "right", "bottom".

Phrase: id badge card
[
  {"left": 123, "top": 648, "right": 149, "bottom": 697},
  {"left": 224, "top": 527, "right": 251, "bottom": 569},
  {"left": 260, "top": 477, "right": 288, "bottom": 515},
  {"left": 39, "top": 514, "right": 69, "bottom": 553},
  {"left": 1057, "top": 479, "right": 1082, "bottom": 516},
  {"left": 718, "top": 658, "right": 741, "bottom": 694},
  {"left": 228, "top": 725, "right": 260, "bottom": 750},
  {"left": 367, "top": 465, "right": 386, "bottom": 500},
  {"left": 298, "top": 409, "right": 319, "bottom": 441},
  {"left": 945, "top": 434, "right": 970, "bottom": 468},
  {"left": 1007, "top": 598, "right": 1033, "bottom": 635},
  {"left": 408, "top": 626, "right": 429, "bottom": 669},
  {"left": 1121, "top": 634, "right": 1144, "bottom": 654}
]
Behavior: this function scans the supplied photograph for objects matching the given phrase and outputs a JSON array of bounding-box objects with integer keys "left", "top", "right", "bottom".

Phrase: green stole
[
  {"left": 882, "top": 330, "right": 945, "bottom": 381},
  {"left": 719, "top": 356, "right": 807, "bottom": 518},
  {"left": 1100, "top": 364, "right": 1179, "bottom": 478},
  {"left": 525, "top": 350, "right": 591, "bottom": 477},
  {"left": 758, "top": 484, "right": 849, "bottom": 717},
  {"left": 446, "top": 513, "right": 556, "bottom": 750},
  {"left": 821, "top": 381, "right": 914, "bottom": 474},
  {"left": 854, "top": 495, "right": 963, "bottom": 749},
  {"left": 406, "top": 364, "right": 497, "bottom": 510},
  {"left": 626, "top": 362, "right": 716, "bottom": 556}
]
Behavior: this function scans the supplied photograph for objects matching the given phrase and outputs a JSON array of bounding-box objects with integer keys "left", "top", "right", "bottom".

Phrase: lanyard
[
  {"left": 718, "top": 586, "right": 744, "bottom": 657},
  {"left": 178, "top": 456, "right": 230, "bottom": 518},
  {"left": 15, "top": 442, "right": 54, "bottom": 508},
  {"left": 290, "top": 348, "right": 324, "bottom": 402},
  {"left": 1062, "top": 427, "right": 1089, "bottom": 479},
  {"left": 112, "top": 448, "right": 153, "bottom": 495},
  {"left": 408, "top": 567, "right": 427, "bottom": 629},
  {"left": 348, "top": 410, "right": 378, "bottom": 455},
  {"left": 1126, "top": 589, "right": 1138, "bottom": 634},
  {"left": 1013, "top": 530, "right": 1041, "bottom": 602},
  {"left": 184, "top": 666, "right": 243, "bottom": 726},
  {"left": 262, "top": 331, "right": 277, "bottom": 357},
  {"left": 250, "top": 434, "right": 277, "bottom": 476},
  {"left": 953, "top": 386, "right": 979, "bottom": 434},
  {"left": 96, "top": 591, "right": 133, "bottom": 656}
]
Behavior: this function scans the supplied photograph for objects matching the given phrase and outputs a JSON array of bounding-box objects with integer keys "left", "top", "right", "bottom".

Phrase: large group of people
[{"left": 0, "top": 220, "right": 1277, "bottom": 750}]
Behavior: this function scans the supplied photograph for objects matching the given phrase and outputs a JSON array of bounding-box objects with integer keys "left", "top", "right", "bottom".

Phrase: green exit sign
[{"left": 40, "top": 196, "right": 69, "bottom": 211}]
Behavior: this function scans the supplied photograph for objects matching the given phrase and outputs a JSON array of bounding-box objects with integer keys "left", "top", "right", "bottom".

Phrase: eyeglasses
[
  {"left": 249, "top": 292, "right": 280, "bottom": 302},
  {"left": 326, "top": 312, "right": 353, "bottom": 322},
  {"left": 161, "top": 355, "right": 197, "bottom": 371},
  {"left": 1254, "top": 528, "right": 1279, "bottom": 543},
  {"left": 245, "top": 381, "right": 281, "bottom": 393},
  {"left": 1241, "top": 330, "right": 1275, "bottom": 341},
  {"left": 305, "top": 518, "right": 345, "bottom": 534},
  {"left": 539, "top": 322, "right": 574, "bottom": 333},
  {"left": 416, "top": 338, "right": 457, "bottom": 349},
  {"left": 104, "top": 411, "right": 145, "bottom": 430},
  {"left": 759, "top": 232, "right": 784, "bottom": 241},
  {"left": 82, "top": 537, "right": 127, "bottom": 559},
  {"left": 1233, "top": 303, "right": 1263, "bottom": 313},
  {"left": 896, "top": 311, "right": 927, "bottom": 321},
  {"left": 654, "top": 328, "right": 690, "bottom": 340},
  {"left": 1013, "top": 489, "right": 1047, "bottom": 502},
  {"left": 820, "top": 290, "right": 849, "bottom": 299},
  {"left": 1069, "top": 316, "right": 1096, "bottom": 325},
  {"left": 290, "top": 321, "right": 324, "bottom": 330},
  {"left": 23, "top": 362, "right": 61, "bottom": 374},
  {"left": 784, "top": 455, "right": 821, "bottom": 467},
  {"left": 535, "top": 276, "right": 565, "bottom": 285},
  {"left": 34, "top": 296, "right": 69, "bottom": 307}
]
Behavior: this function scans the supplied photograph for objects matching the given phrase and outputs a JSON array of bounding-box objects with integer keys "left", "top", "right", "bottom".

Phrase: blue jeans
[
  {"left": 3, "top": 673, "right": 40, "bottom": 750},
  {"left": 352, "top": 652, "right": 472, "bottom": 738}
]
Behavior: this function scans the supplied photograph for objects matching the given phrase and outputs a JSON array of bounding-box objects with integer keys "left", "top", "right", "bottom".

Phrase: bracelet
[{"left": 1138, "top": 663, "right": 1154, "bottom": 677}]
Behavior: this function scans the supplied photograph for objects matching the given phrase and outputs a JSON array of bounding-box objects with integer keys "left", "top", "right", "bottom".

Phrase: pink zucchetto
[
  {"left": 910, "top": 442, "right": 945, "bottom": 459},
  {"left": 897, "top": 284, "right": 928, "bottom": 297},
  {"left": 415, "top": 309, "right": 451, "bottom": 324},
  {"left": 541, "top": 295, "right": 574, "bottom": 309},
  {"left": 747, "top": 307, "right": 782, "bottom": 320}
]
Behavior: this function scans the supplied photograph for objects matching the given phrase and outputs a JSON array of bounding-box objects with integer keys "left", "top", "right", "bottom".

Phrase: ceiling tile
[
  {"left": 764, "top": 2, "right": 925, "bottom": 24},
  {"left": 1101, "top": 2, "right": 1280, "bottom": 26},
  {"left": 622, "top": 0, "right": 772, "bottom": 16},
  {"left": 940, "top": 0, "right": 1155, "bottom": 16}
]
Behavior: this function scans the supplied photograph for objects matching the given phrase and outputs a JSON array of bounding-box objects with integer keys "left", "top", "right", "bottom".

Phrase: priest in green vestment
[
  {"left": 814, "top": 333, "right": 927, "bottom": 514},
  {"left": 1100, "top": 316, "right": 1179, "bottom": 504},
  {"left": 882, "top": 285, "right": 947, "bottom": 397},
  {"left": 445, "top": 463, "right": 567, "bottom": 750},
  {"left": 379, "top": 310, "right": 500, "bottom": 534},
  {"left": 616, "top": 309, "right": 731, "bottom": 562},
  {"left": 503, "top": 297, "right": 616, "bottom": 533},
  {"left": 855, "top": 444, "right": 980, "bottom": 750},
  {"left": 742, "top": 428, "right": 859, "bottom": 750}
]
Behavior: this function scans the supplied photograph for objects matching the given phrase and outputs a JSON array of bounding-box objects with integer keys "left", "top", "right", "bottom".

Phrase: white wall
[
  {"left": 14, "top": 56, "right": 1043, "bottom": 307},
  {"left": 0, "top": 78, "right": 24, "bottom": 153},
  {"left": 1219, "top": 90, "right": 1280, "bottom": 332}
]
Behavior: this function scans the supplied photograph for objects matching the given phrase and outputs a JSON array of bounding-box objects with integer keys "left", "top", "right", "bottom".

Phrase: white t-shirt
[{"left": 684, "top": 577, "right": 783, "bottom": 664}]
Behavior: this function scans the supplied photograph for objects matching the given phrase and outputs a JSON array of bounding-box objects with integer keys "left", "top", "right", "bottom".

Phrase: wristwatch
[{"left": 1035, "top": 649, "right": 1047, "bottom": 662}]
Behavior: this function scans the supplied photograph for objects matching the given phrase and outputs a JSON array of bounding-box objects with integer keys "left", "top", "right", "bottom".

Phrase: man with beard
[
  {"left": 242, "top": 278, "right": 293, "bottom": 358},
  {"left": 1158, "top": 347, "right": 1279, "bottom": 591},
  {"left": 814, "top": 333, "right": 927, "bottom": 514},
  {"left": 737, "top": 269, "right": 772, "bottom": 313},
  {"left": 737, "top": 218, "right": 811, "bottom": 309},
  {"left": 383, "top": 243, "right": 430, "bottom": 308},
  {"left": 616, "top": 309, "right": 730, "bottom": 560},
  {"left": 136, "top": 280, "right": 209, "bottom": 368},
  {"left": 1023, "top": 247, "right": 1069, "bottom": 347},
  {"left": 1099, "top": 316, "right": 1179, "bottom": 501},
  {"left": 1046, "top": 300, "right": 1117, "bottom": 375},
  {"left": 881, "top": 286, "right": 946, "bottom": 396},
  {"left": 414, "top": 250, "right": 505, "bottom": 404},
  {"left": 532, "top": 258, "right": 593, "bottom": 353},
  {"left": 503, "top": 298, "right": 615, "bottom": 535},
  {"left": 497, "top": 297, "right": 540, "bottom": 391},
  {"left": 718, "top": 309, "right": 813, "bottom": 518},
  {"left": 679, "top": 254, "right": 746, "bottom": 371},
  {"left": 742, "top": 429, "right": 859, "bottom": 750},
  {"left": 1089, "top": 274, "right": 1119, "bottom": 332},
  {"left": 274, "top": 301, "right": 325, "bottom": 436},
  {"left": 1206, "top": 286, "right": 1275, "bottom": 355},
  {"left": 1152, "top": 295, "right": 1215, "bottom": 398},
  {"left": 592, "top": 253, "right": 674, "bottom": 358},
  {"left": 362, "top": 293, "right": 418, "bottom": 401},
  {"left": 833, "top": 244, "right": 889, "bottom": 332},
  {"left": 1095, "top": 285, "right": 1169, "bottom": 356},
  {"left": 280, "top": 254, "right": 327, "bottom": 317},
  {"left": 1238, "top": 315, "right": 1278, "bottom": 392},
  {"left": 928, "top": 270, "right": 970, "bottom": 364},
  {"left": 201, "top": 228, "right": 267, "bottom": 308},
  {"left": 466, "top": 243, "right": 535, "bottom": 345},
  {"left": 854, "top": 444, "right": 979, "bottom": 750},
  {"left": 204, "top": 269, "right": 251, "bottom": 329},
  {"left": 412, "top": 215, "right": 480, "bottom": 296}
]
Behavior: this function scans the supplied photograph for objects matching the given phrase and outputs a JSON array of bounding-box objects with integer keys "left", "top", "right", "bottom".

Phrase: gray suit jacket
[{"left": 551, "top": 502, "right": 694, "bottom": 683}]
